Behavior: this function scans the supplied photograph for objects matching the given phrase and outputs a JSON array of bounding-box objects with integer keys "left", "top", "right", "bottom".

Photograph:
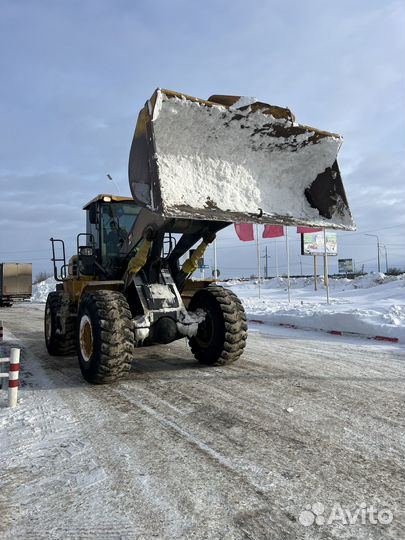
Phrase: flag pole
[
  {"left": 256, "top": 224, "right": 261, "bottom": 298},
  {"left": 285, "top": 227, "right": 291, "bottom": 303},
  {"left": 323, "top": 228, "right": 330, "bottom": 304},
  {"left": 275, "top": 239, "right": 279, "bottom": 278},
  {"left": 213, "top": 239, "right": 218, "bottom": 279}
]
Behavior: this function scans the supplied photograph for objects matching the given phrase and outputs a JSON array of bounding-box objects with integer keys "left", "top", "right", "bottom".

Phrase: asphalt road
[{"left": 0, "top": 304, "right": 404, "bottom": 540}]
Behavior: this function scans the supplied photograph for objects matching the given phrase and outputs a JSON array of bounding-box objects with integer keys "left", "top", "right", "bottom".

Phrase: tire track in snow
[{"left": 1, "top": 304, "right": 404, "bottom": 539}]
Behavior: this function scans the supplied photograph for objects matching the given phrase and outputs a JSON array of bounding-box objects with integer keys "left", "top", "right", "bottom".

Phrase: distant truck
[{"left": 0, "top": 263, "right": 32, "bottom": 307}]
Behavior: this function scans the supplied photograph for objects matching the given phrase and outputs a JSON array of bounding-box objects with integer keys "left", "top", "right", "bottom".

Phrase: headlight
[{"left": 80, "top": 247, "right": 94, "bottom": 257}]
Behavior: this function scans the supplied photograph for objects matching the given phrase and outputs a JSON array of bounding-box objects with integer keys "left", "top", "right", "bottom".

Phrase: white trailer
[{"left": 0, "top": 263, "right": 32, "bottom": 307}]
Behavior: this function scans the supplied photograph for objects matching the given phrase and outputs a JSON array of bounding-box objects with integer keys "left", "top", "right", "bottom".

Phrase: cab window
[{"left": 100, "top": 203, "right": 140, "bottom": 262}]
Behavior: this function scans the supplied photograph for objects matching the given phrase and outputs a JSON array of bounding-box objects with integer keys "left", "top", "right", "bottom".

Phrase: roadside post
[
  {"left": 275, "top": 240, "right": 279, "bottom": 278},
  {"left": 285, "top": 227, "right": 291, "bottom": 303},
  {"left": 314, "top": 256, "right": 318, "bottom": 291},
  {"left": 0, "top": 347, "right": 20, "bottom": 408}
]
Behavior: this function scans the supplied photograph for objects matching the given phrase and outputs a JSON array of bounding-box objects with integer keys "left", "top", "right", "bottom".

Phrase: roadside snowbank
[
  {"left": 31, "top": 277, "right": 57, "bottom": 303},
  {"left": 226, "top": 274, "right": 405, "bottom": 343},
  {"left": 226, "top": 272, "right": 402, "bottom": 291},
  {"left": 30, "top": 273, "right": 404, "bottom": 343}
]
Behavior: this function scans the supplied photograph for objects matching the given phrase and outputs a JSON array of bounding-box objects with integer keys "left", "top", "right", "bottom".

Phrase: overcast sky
[{"left": 0, "top": 0, "right": 403, "bottom": 279}]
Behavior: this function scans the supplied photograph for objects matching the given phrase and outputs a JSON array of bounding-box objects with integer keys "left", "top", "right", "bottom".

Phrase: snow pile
[
  {"left": 225, "top": 273, "right": 402, "bottom": 292},
  {"left": 151, "top": 90, "right": 353, "bottom": 229},
  {"left": 31, "top": 277, "right": 57, "bottom": 303},
  {"left": 347, "top": 272, "right": 400, "bottom": 289},
  {"left": 226, "top": 274, "right": 405, "bottom": 343}
]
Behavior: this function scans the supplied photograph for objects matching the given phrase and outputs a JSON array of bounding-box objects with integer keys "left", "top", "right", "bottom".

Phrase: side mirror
[{"left": 88, "top": 204, "right": 98, "bottom": 224}]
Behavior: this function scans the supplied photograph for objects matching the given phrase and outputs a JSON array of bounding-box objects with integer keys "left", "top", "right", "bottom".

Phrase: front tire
[
  {"left": 77, "top": 290, "right": 134, "bottom": 384},
  {"left": 188, "top": 285, "right": 247, "bottom": 365}
]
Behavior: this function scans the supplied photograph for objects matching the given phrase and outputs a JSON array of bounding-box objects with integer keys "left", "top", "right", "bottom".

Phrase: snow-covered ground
[
  {"left": 30, "top": 273, "right": 405, "bottom": 343},
  {"left": 225, "top": 273, "right": 405, "bottom": 343},
  {"left": 0, "top": 305, "right": 403, "bottom": 539}
]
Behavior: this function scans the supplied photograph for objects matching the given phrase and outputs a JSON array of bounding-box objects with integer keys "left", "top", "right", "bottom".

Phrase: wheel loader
[{"left": 45, "top": 89, "right": 354, "bottom": 384}]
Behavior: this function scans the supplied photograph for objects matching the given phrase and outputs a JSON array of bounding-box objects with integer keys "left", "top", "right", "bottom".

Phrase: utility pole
[
  {"left": 261, "top": 246, "right": 269, "bottom": 279},
  {"left": 365, "top": 233, "right": 381, "bottom": 273}
]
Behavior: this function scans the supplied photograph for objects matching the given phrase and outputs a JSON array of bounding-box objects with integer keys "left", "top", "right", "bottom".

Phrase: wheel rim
[
  {"left": 79, "top": 314, "right": 93, "bottom": 362},
  {"left": 195, "top": 311, "right": 214, "bottom": 347},
  {"left": 45, "top": 304, "right": 52, "bottom": 344}
]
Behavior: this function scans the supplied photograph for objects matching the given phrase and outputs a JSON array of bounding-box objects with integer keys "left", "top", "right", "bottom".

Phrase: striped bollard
[
  {"left": 8, "top": 348, "right": 20, "bottom": 408},
  {"left": 0, "top": 320, "right": 4, "bottom": 391}
]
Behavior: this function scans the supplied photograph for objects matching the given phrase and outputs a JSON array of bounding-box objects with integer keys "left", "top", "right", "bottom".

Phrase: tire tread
[
  {"left": 189, "top": 285, "right": 247, "bottom": 366},
  {"left": 45, "top": 291, "right": 76, "bottom": 356},
  {"left": 77, "top": 290, "right": 134, "bottom": 384}
]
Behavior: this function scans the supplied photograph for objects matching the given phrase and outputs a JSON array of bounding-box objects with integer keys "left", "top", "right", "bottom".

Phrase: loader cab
[{"left": 84, "top": 195, "right": 141, "bottom": 279}]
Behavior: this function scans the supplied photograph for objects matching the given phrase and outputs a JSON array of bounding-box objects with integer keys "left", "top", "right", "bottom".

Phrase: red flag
[
  {"left": 263, "top": 225, "right": 284, "bottom": 238},
  {"left": 234, "top": 223, "right": 254, "bottom": 241},
  {"left": 296, "top": 227, "right": 322, "bottom": 234}
]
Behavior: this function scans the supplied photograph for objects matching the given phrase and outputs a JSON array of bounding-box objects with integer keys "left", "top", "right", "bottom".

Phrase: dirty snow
[
  {"left": 148, "top": 283, "right": 177, "bottom": 308},
  {"left": 225, "top": 273, "right": 405, "bottom": 343},
  {"left": 133, "top": 314, "right": 151, "bottom": 343},
  {"left": 177, "top": 308, "right": 206, "bottom": 337},
  {"left": 151, "top": 90, "right": 353, "bottom": 229}
]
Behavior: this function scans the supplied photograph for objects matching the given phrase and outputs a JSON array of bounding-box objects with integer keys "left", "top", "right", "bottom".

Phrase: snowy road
[{"left": 1, "top": 304, "right": 404, "bottom": 539}]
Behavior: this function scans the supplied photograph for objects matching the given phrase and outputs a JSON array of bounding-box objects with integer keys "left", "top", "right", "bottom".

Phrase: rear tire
[
  {"left": 45, "top": 292, "right": 76, "bottom": 356},
  {"left": 77, "top": 290, "right": 134, "bottom": 384},
  {"left": 188, "top": 285, "right": 247, "bottom": 365}
]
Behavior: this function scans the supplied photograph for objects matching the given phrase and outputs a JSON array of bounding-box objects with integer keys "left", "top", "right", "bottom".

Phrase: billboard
[
  {"left": 338, "top": 258, "right": 353, "bottom": 273},
  {"left": 301, "top": 232, "right": 337, "bottom": 256}
]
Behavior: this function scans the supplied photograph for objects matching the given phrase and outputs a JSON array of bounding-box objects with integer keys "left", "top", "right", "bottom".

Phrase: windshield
[{"left": 101, "top": 202, "right": 140, "bottom": 261}]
